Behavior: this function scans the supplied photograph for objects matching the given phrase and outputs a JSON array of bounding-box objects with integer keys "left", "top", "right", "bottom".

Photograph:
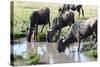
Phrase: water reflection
[
  {"left": 11, "top": 41, "right": 27, "bottom": 55},
  {"left": 37, "top": 47, "right": 45, "bottom": 56},
  {"left": 27, "top": 42, "right": 35, "bottom": 57},
  {"left": 11, "top": 40, "right": 97, "bottom": 64},
  {"left": 49, "top": 54, "right": 54, "bottom": 64}
]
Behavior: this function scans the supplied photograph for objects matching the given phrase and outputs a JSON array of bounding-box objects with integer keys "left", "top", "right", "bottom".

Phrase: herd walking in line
[{"left": 27, "top": 4, "right": 97, "bottom": 53}]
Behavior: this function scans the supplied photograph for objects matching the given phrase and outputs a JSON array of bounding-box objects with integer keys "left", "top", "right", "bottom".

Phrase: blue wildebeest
[
  {"left": 57, "top": 17, "right": 97, "bottom": 53},
  {"left": 61, "top": 4, "right": 84, "bottom": 18},
  {"left": 27, "top": 7, "right": 50, "bottom": 42},
  {"left": 47, "top": 9, "right": 75, "bottom": 42}
]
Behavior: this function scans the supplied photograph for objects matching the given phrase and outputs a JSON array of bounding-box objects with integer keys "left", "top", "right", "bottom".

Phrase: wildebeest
[
  {"left": 27, "top": 7, "right": 50, "bottom": 42},
  {"left": 60, "top": 4, "right": 84, "bottom": 18},
  {"left": 57, "top": 17, "right": 97, "bottom": 53},
  {"left": 47, "top": 10, "right": 75, "bottom": 42}
]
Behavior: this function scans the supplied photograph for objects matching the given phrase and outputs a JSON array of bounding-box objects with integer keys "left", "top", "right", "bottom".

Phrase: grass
[
  {"left": 84, "top": 49, "right": 97, "bottom": 58},
  {"left": 82, "top": 41, "right": 97, "bottom": 58},
  {"left": 11, "top": 1, "right": 97, "bottom": 39},
  {"left": 11, "top": 53, "right": 40, "bottom": 66},
  {"left": 29, "top": 53, "right": 40, "bottom": 65},
  {"left": 11, "top": 2, "right": 97, "bottom": 65}
]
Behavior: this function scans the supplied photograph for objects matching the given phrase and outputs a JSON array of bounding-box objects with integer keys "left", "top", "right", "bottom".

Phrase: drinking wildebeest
[
  {"left": 27, "top": 7, "right": 50, "bottom": 42},
  {"left": 57, "top": 17, "right": 97, "bottom": 53},
  {"left": 47, "top": 10, "right": 75, "bottom": 42},
  {"left": 61, "top": 4, "right": 84, "bottom": 18}
]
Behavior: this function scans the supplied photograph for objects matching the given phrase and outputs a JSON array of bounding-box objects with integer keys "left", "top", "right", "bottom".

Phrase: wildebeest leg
[
  {"left": 40, "top": 24, "right": 45, "bottom": 32},
  {"left": 35, "top": 25, "right": 38, "bottom": 41},
  {"left": 27, "top": 28, "right": 33, "bottom": 42},
  {"left": 77, "top": 10, "right": 80, "bottom": 18},
  {"left": 67, "top": 45, "right": 71, "bottom": 53},
  {"left": 48, "top": 16, "right": 51, "bottom": 28},
  {"left": 77, "top": 36, "right": 81, "bottom": 52},
  {"left": 76, "top": 32, "right": 81, "bottom": 52},
  {"left": 49, "top": 21, "right": 50, "bottom": 28},
  {"left": 27, "top": 17, "right": 36, "bottom": 42},
  {"left": 27, "top": 22, "right": 35, "bottom": 42},
  {"left": 72, "top": 43, "right": 75, "bottom": 52},
  {"left": 56, "top": 29, "right": 61, "bottom": 41},
  {"left": 93, "top": 32, "right": 97, "bottom": 44}
]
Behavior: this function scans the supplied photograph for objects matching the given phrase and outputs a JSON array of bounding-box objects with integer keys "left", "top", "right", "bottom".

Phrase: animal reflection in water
[
  {"left": 27, "top": 7, "right": 50, "bottom": 42},
  {"left": 57, "top": 17, "right": 97, "bottom": 53}
]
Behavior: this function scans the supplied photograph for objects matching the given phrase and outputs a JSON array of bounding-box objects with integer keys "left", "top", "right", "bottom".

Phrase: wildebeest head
[
  {"left": 58, "top": 4, "right": 71, "bottom": 15},
  {"left": 58, "top": 7, "right": 65, "bottom": 16},
  {"left": 57, "top": 36, "right": 75, "bottom": 53},
  {"left": 57, "top": 25, "right": 77, "bottom": 53},
  {"left": 47, "top": 29, "right": 53, "bottom": 42},
  {"left": 57, "top": 38, "right": 67, "bottom": 52},
  {"left": 47, "top": 17, "right": 63, "bottom": 42}
]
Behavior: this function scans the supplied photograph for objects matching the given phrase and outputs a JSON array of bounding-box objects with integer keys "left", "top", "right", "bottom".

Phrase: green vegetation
[
  {"left": 82, "top": 41, "right": 94, "bottom": 51},
  {"left": 82, "top": 41, "right": 97, "bottom": 58},
  {"left": 11, "top": 53, "right": 40, "bottom": 66},
  {"left": 13, "top": 33, "right": 26, "bottom": 39},
  {"left": 11, "top": 1, "right": 97, "bottom": 40},
  {"left": 11, "top": 54, "right": 23, "bottom": 62},
  {"left": 37, "top": 32, "right": 46, "bottom": 41},
  {"left": 29, "top": 53, "right": 40, "bottom": 65},
  {"left": 11, "top": 1, "right": 97, "bottom": 66},
  {"left": 10, "top": 53, "right": 24, "bottom": 66},
  {"left": 84, "top": 49, "right": 97, "bottom": 58}
]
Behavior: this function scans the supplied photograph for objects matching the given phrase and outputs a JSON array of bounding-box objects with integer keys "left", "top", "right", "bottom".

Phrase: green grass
[
  {"left": 82, "top": 41, "right": 97, "bottom": 58},
  {"left": 29, "top": 53, "right": 40, "bottom": 65},
  {"left": 11, "top": 53, "right": 40, "bottom": 66},
  {"left": 11, "top": 1, "right": 97, "bottom": 39},
  {"left": 84, "top": 49, "right": 97, "bottom": 58}
]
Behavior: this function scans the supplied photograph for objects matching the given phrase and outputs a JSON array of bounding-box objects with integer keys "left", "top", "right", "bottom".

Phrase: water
[
  {"left": 11, "top": 41, "right": 27, "bottom": 57},
  {"left": 11, "top": 39, "right": 97, "bottom": 64}
]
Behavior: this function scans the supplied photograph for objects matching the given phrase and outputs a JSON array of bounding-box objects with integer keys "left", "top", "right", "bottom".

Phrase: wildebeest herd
[{"left": 27, "top": 4, "right": 97, "bottom": 53}]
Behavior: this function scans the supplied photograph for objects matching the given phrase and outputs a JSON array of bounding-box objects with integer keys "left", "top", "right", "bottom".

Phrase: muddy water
[{"left": 11, "top": 40, "right": 97, "bottom": 64}]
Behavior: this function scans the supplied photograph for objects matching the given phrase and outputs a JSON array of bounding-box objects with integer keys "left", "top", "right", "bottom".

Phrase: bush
[{"left": 29, "top": 53, "right": 40, "bottom": 65}]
